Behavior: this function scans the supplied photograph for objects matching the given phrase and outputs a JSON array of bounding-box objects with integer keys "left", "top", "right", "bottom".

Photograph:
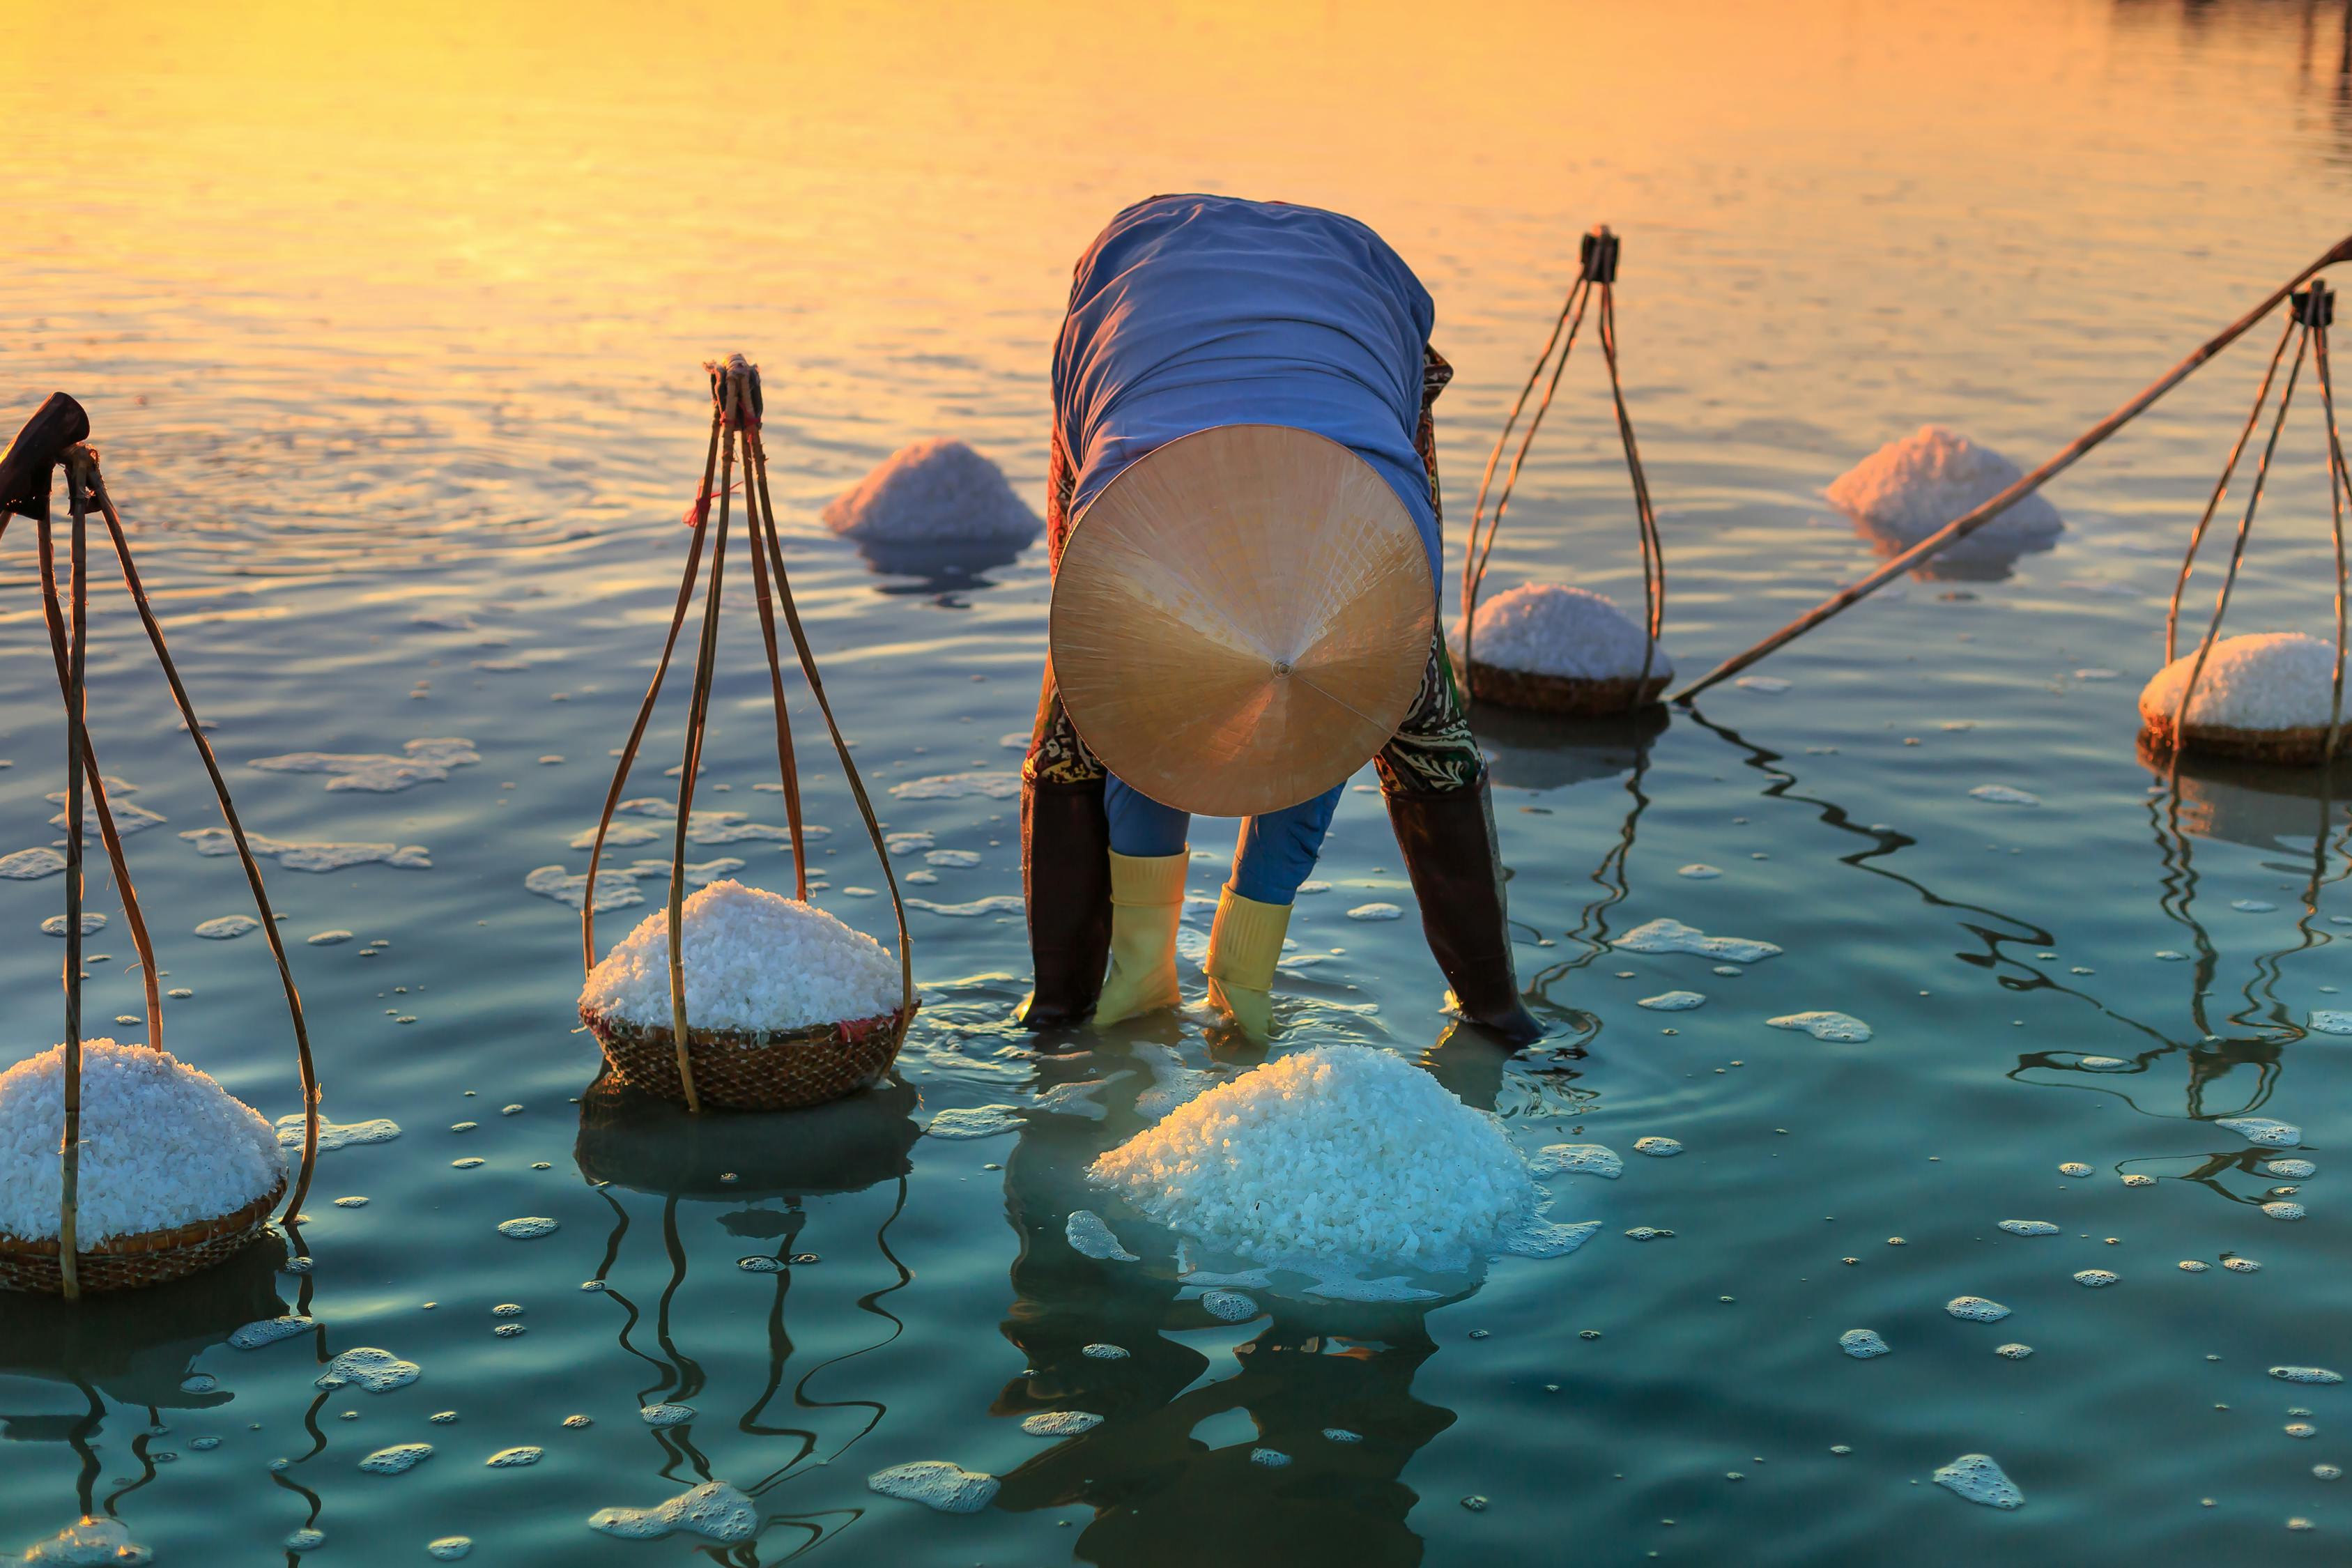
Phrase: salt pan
[
  {"left": 578, "top": 879, "right": 899, "bottom": 1035},
  {"left": 0, "top": 1039, "right": 282, "bottom": 1243},
  {"left": 821, "top": 439, "right": 1040, "bottom": 546}
]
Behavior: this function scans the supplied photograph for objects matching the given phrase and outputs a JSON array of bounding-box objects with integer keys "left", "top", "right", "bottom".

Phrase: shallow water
[{"left": 4, "top": 0, "right": 2352, "bottom": 1561}]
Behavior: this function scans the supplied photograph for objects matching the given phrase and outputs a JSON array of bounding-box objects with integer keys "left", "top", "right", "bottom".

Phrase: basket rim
[
  {"left": 0, "top": 1169, "right": 284, "bottom": 1261},
  {"left": 580, "top": 1000, "right": 917, "bottom": 1050}
]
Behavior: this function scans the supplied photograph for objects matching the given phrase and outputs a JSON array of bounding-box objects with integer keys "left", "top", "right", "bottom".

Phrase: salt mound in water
[
  {"left": 20, "top": 1515, "right": 153, "bottom": 1565},
  {"left": 1451, "top": 583, "right": 1673, "bottom": 682},
  {"left": 2139, "top": 633, "right": 2344, "bottom": 762},
  {"left": 820, "top": 439, "right": 1041, "bottom": 546},
  {"left": 579, "top": 879, "right": 899, "bottom": 1036},
  {"left": 1087, "top": 1044, "right": 1539, "bottom": 1275},
  {"left": 0, "top": 1040, "right": 282, "bottom": 1243},
  {"left": 1826, "top": 426, "right": 2063, "bottom": 547}
]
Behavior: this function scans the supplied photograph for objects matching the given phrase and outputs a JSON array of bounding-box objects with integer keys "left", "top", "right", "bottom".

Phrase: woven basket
[
  {"left": 0, "top": 1174, "right": 285, "bottom": 1296},
  {"left": 2139, "top": 714, "right": 2339, "bottom": 768},
  {"left": 582, "top": 1004, "right": 916, "bottom": 1112},
  {"left": 1466, "top": 659, "right": 1669, "bottom": 717}
]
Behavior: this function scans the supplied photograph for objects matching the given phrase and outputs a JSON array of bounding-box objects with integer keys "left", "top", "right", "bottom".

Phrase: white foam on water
[
  {"left": 1839, "top": 1329, "right": 1890, "bottom": 1358},
  {"left": 866, "top": 1460, "right": 1000, "bottom": 1513},
  {"left": 579, "top": 879, "right": 900, "bottom": 1033},
  {"left": 316, "top": 1348, "right": 420, "bottom": 1392},
  {"left": 276, "top": 1115, "right": 401, "bottom": 1151},
  {"left": 1066, "top": 1210, "right": 1139, "bottom": 1261},
  {"left": 248, "top": 737, "right": 479, "bottom": 793},
  {"left": 568, "top": 822, "right": 662, "bottom": 850},
  {"left": 285, "top": 1529, "right": 325, "bottom": 1552},
  {"left": 0, "top": 1040, "right": 282, "bottom": 1243},
  {"left": 2058, "top": 1162, "right": 2092, "bottom": 1177},
  {"left": 1250, "top": 1447, "right": 1291, "bottom": 1468},
  {"left": 822, "top": 438, "right": 1040, "bottom": 544},
  {"left": 1735, "top": 675, "right": 1791, "bottom": 693},
  {"left": 1505, "top": 1219, "right": 1603, "bottom": 1259},
  {"left": 49, "top": 802, "right": 167, "bottom": 836},
  {"left": 1994, "top": 1343, "right": 2033, "bottom": 1359},
  {"left": 1769, "top": 1011, "right": 1873, "bottom": 1043},
  {"left": 1324, "top": 1428, "right": 1363, "bottom": 1443},
  {"left": 640, "top": 1404, "right": 694, "bottom": 1428},
  {"left": 0, "top": 848, "right": 66, "bottom": 879},
  {"left": 1020, "top": 1411, "right": 1103, "bottom": 1436},
  {"left": 2155, "top": 950, "right": 2188, "bottom": 962},
  {"left": 40, "top": 913, "right": 106, "bottom": 937},
  {"left": 1037, "top": 1077, "right": 1125, "bottom": 1121},
  {"left": 1345, "top": 902, "right": 1404, "bottom": 921},
  {"left": 888, "top": 772, "right": 1021, "bottom": 801},
  {"left": 1634, "top": 1137, "right": 1683, "bottom": 1158},
  {"left": 498, "top": 1217, "right": 558, "bottom": 1239},
  {"left": 2273, "top": 1367, "right": 2342, "bottom": 1385},
  {"left": 307, "top": 930, "right": 354, "bottom": 946},
  {"left": 1968, "top": 785, "right": 2040, "bottom": 806},
  {"left": 426, "top": 1539, "right": 472, "bottom": 1561},
  {"left": 2074, "top": 1269, "right": 2119, "bottom": 1286},
  {"left": 185, "top": 829, "right": 431, "bottom": 873},
  {"left": 1932, "top": 1452, "right": 2024, "bottom": 1509},
  {"left": 20, "top": 1516, "right": 154, "bottom": 1565},
  {"left": 2263, "top": 1201, "right": 2307, "bottom": 1221},
  {"left": 524, "top": 857, "right": 742, "bottom": 912},
  {"left": 1200, "top": 1289, "right": 1260, "bottom": 1321},
  {"left": 2224, "top": 1257, "right": 2262, "bottom": 1273},
  {"left": 926, "top": 850, "right": 981, "bottom": 868},
  {"left": 2077, "top": 1056, "right": 2130, "bottom": 1072},
  {"left": 2308, "top": 1011, "right": 2352, "bottom": 1036},
  {"left": 1998, "top": 1220, "right": 2059, "bottom": 1236},
  {"left": 358, "top": 1443, "right": 432, "bottom": 1474},
  {"left": 1530, "top": 1144, "right": 1622, "bottom": 1180},
  {"left": 1676, "top": 864, "right": 1722, "bottom": 879},
  {"left": 1946, "top": 1297, "right": 2011, "bottom": 1322},
  {"left": 1638, "top": 991, "right": 1707, "bottom": 1011},
  {"left": 2265, "top": 1159, "right": 2317, "bottom": 1179},
  {"left": 1081, "top": 1344, "right": 1129, "bottom": 1360},
  {"left": 229, "top": 1316, "right": 313, "bottom": 1349},
  {"left": 907, "top": 895, "right": 1026, "bottom": 918},
  {"left": 1089, "top": 1045, "right": 1542, "bottom": 1277},
  {"left": 485, "top": 1447, "right": 541, "bottom": 1468},
  {"left": 1614, "top": 918, "right": 1781, "bottom": 964},
  {"left": 2179, "top": 1260, "right": 2210, "bottom": 1273},
  {"left": 589, "top": 1480, "right": 760, "bottom": 1542},
  {"left": 884, "top": 832, "right": 934, "bottom": 855},
  {"left": 928, "top": 1105, "right": 1022, "bottom": 1139},
  {"left": 2218, "top": 1117, "right": 2302, "bottom": 1148},
  {"left": 1135, "top": 1045, "right": 1217, "bottom": 1122},
  {"left": 2233, "top": 898, "right": 2277, "bottom": 913}
]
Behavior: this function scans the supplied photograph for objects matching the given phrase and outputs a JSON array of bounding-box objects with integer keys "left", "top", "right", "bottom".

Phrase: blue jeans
[{"left": 1103, "top": 775, "right": 1342, "bottom": 906}]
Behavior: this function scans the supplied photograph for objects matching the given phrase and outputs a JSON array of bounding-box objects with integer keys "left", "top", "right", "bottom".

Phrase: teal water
[{"left": 2, "top": 1, "right": 2351, "bottom": 1561}]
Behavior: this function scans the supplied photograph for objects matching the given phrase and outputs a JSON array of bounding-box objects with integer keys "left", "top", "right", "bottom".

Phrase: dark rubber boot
[
  {"left": 1384, "top": 771, "right": 1544, "bottom": 1045},
  {"left": 1015, "top": 776, "right": 1113, "bottom": 1027}
]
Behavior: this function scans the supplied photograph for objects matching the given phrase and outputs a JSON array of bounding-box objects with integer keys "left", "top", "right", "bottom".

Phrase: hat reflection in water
[{"left": 1017, "top": 194, "right": 1542, "bottom": 1045}]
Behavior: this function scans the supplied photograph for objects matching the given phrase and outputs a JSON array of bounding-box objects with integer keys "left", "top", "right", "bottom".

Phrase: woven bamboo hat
[{"left": 1050, "top": 424, "right": 1436, "bottom": 817}]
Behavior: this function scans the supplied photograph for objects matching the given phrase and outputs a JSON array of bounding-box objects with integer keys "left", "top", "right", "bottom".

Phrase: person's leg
[
  {"left": 1204, "top": 784, "right": 1340, "bottom": 1042},
  {"left": 1377, "top": 646, "right": 1543, "bottom": 1047},
  {"left": 1095, "top": 775, "right": 1189, "bottom": 1024},
  {"left": 1017, "top": 422, "right": 1115, "bottom": 1027}
]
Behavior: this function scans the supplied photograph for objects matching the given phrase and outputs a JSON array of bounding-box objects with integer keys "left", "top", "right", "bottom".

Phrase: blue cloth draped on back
[{"left": 1054, "top": 193, "right": 1441, "bottom": 587}]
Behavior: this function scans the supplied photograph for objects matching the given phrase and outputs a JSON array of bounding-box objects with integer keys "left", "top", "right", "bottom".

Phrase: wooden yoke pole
[{"left": 1671, "top": 232, "right": 2352, "bottom": 704}]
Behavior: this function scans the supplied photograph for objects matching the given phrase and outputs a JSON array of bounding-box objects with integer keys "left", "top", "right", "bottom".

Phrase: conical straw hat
[{"left": 1050, "top": 424, "right": 1436, "bottom": 818}]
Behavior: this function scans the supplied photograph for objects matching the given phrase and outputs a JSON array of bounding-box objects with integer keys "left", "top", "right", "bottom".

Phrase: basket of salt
[
  {"left": 1459, "top": 226, "right": 1668, "bottom": 716},
  {"left": 1453, "top": 582, "right": 1672, "bottom": 715},
  {"left": 0, "top": 395, "right": 318, "bottom": 1297},
  {"left": 2139, "top": 633, "right": 2344, "bottom": 766},
  {"left": 0, "top": 1041, "right": 284, "bottom": 1294},
  {"left": 578, "top": 358, "right": 914, "bottom": 1112}
]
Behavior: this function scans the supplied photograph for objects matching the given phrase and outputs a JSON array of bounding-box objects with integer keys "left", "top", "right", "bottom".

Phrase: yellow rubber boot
[
  {"left": 1093, "top": 850, "right": 1187, "bottom": 1025},
  {"left": 1204, "top": 886, "right": 1292, "bottom": 1044}
]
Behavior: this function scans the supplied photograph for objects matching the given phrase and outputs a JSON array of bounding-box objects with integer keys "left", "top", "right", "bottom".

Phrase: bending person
[{"left": 1017, "top": 194, "right": 1540, "bottom": 1045}]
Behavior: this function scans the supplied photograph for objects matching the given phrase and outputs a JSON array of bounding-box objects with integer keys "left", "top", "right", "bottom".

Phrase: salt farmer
[{"left": 1018, "top": 194, "right": 1540, "bottom": 1045}]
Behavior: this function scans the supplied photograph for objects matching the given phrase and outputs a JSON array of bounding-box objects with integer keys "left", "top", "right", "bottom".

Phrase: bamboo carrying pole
[
  {"left": 1672, "top": 231, "right": 2352, "bottom": 704},
  {"left": 0, "top": 396, "right": 322, "bottom": 1299},
  {"left": 1461, "top": 226, "right": 1666, "bottom": 705},
  {"left": 582, "top": 357, "right": 913, "bottom": 1112}
]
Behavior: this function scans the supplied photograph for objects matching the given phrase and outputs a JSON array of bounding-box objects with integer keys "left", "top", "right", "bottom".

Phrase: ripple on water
[
  {"left": 1934, "top": 1452, "right": 2024, "bottom": 1509},
  {"left": 1769, "top": 1010, "right": 1873, "bottom": 1043},
  {"left": 589, "top": 1480, "right": 760, "bottom": 1542},
  {"left": 867, "top": 1461, "right": 999, "bottom": 1512}
]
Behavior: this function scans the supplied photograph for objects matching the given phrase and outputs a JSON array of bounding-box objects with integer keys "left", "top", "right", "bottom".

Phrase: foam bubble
[
  {"left": 1676, "top": 865, "right": 1722, "bottom": 879},
  {"left": 1933, "top": 1452, "right": 2024, "bottom": 1509},
  {"left": 1769, "top": 1010, "right": 1873, "bottom": 1043},
  {"left": 2079, "top": 1056, "right": 2130, "bottom": 1072},
  {"left": 2179, "top": 1260, "right": 2209, "bottom": 1273},
  {"left": 2121, "top": 1174, "right": 2155, "bottom": 1187},
  {"left": 640, "top": 1404, "right": 694, "bottom": 1428},
  {"left": 2232, "top": 898, "right": 2278, "bottom": 913},
  {"left": 1634, "top": 1137, "right": 1683, "bottom": 1158},
  {"left": 1020, "top": 1411, "right": 1103, "bottom": 1436},
  {"left": 1614, "top": 918, "right": 1781, "bottom": 964},
  {"left": 866, "top": 1461, "right": 999, "bottom": 1513},
  {"left": 1840, "top": 1328, "right": 1890, "bottom": 1358},
  {"left": 1530, "top": 1144, "right": 1622, "bottom": 1180},
  {"left": 1994, "top": 1343, "right": 2033, "bottom": 1359},
  {"left": 1066, "top": 1210, "right": 1139, "bottom": 1262},
  {"left": 589, "top": 1480, "right": 759, "bottom": 1542},
  {"left": 1346, "top": 902, "right": 1405, "bottom": 921},
  {"left": 2309, "top": 1010, "right": 2352, "bottom": 1036},
  {"left": 1199, "top": 1289, "right": 1261, "bottom": 1321},
  {"left": 1250, "top": 1448, "right": 1291, "bottom": 1468},
  {"left": 229, "top": 1316, "right": 314, "bottom": 1349},
  {"left": 284, "top": 1530, "right": 325, "bottom": 1553},
  {"left": 1081, "top": 1344, "right": 1129, "bottom": 1360},
  {"left": 2218, "top": 1117, "right": 2302, "bottom": 1147},
  {"left": 316, "top": 1348, "right": 419, "bottom": 1392},
  {"left": 307, "top": 930, "right": 354, "bottom": 946},
  {"left": 2263, "top": 1201, "right": 2307, "bottom": 1221},
  {"left": 40, "top": 912, "right": 105, "bottom": 937},
  {"left": 358, "top": 1443, "right": 431, "bottom": 1475},
  {"left": 2265, "top": 1159, "right": 2316, "bottom": 1178},
  {"left": 2224, "top": 1257, "right": 2262, "bottom": 1273},
  {"left": 1946, "top": 1297, "right": 2011, "bottom": 1322},
  {"left": 1505, "top": 1219, "right": 1601, "bottom": 1258},
  {"left": 2058, "top": 1162, "right": 2093, "bottom": 1177},
  {"left": 1969, "top": 785, "right": 2040, "bottom": 807},
  {"left": 1735, "top": 675, "right": 1791, "bottom": 693},
  {"left": 1999, "top": 1220, "right": 2059, "bottom": 1236},
  {"left": 927, "top": 1105, "right": 1022, "bottom": 1139},
  {"left": 1638, "top": 991, "right": 1706, "bottom": 1012},
  {"left": 2074, "top": 1269, "right": 2119, "bottom": 1287},
  {"left": 247, "top": 739, "right": 479, "bottom": 794},
  {"left": 497, "top": 1217, "right": 558, "bottom": 1239},
  {"left": 1324, "top": 1428, "right": 1363, "bottom": 1443},
  {"left": 2272, "top": 1367, "right": 2343, "bottom": 1385}
]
